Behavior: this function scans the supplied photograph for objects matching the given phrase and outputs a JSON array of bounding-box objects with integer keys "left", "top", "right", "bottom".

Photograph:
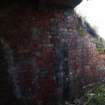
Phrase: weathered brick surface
[{"left": 0, "top": 4, "right": 105, "bottom": 105}]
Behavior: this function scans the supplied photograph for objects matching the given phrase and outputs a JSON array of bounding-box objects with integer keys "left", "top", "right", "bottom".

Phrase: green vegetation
[
  {"left": 84, "top": 85, "right": 105, "bottom": 105},
  {"left": 95, "top": 37, "right": 105, "bottom": 53},
  {"left": 76, "top": 16, "right": 86, "bottom": 37},
  {"left": 96, "top": 42, "right": 105, "bottom": 53},
  {"left": 78, "top": 27, "right": 86, "bottom": 37}
]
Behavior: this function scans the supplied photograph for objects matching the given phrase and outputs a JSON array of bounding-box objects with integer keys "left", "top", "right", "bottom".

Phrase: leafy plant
[{"left": 84, "top": 85, "right": 105, "bottom": 105}]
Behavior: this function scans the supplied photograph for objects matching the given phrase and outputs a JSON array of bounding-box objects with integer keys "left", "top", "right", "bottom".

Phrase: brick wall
[{"left": 0, "top": 4, "right": 105, "bottom": 105}]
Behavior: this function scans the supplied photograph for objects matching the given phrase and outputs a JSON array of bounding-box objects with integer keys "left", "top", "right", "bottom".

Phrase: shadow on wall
[{"left": 0, "top": 39, "right": 17, "bottom": 105}]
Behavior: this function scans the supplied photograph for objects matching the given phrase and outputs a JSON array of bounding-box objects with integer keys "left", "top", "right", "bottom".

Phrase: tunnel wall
[{"left": 0, "top": 3, "right": 105, "bottom": 105}]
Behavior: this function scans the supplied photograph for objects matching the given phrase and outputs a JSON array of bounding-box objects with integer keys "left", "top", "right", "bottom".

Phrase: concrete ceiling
[{"left": 0, "top": 0, "right": 82, "bottom": 9}]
